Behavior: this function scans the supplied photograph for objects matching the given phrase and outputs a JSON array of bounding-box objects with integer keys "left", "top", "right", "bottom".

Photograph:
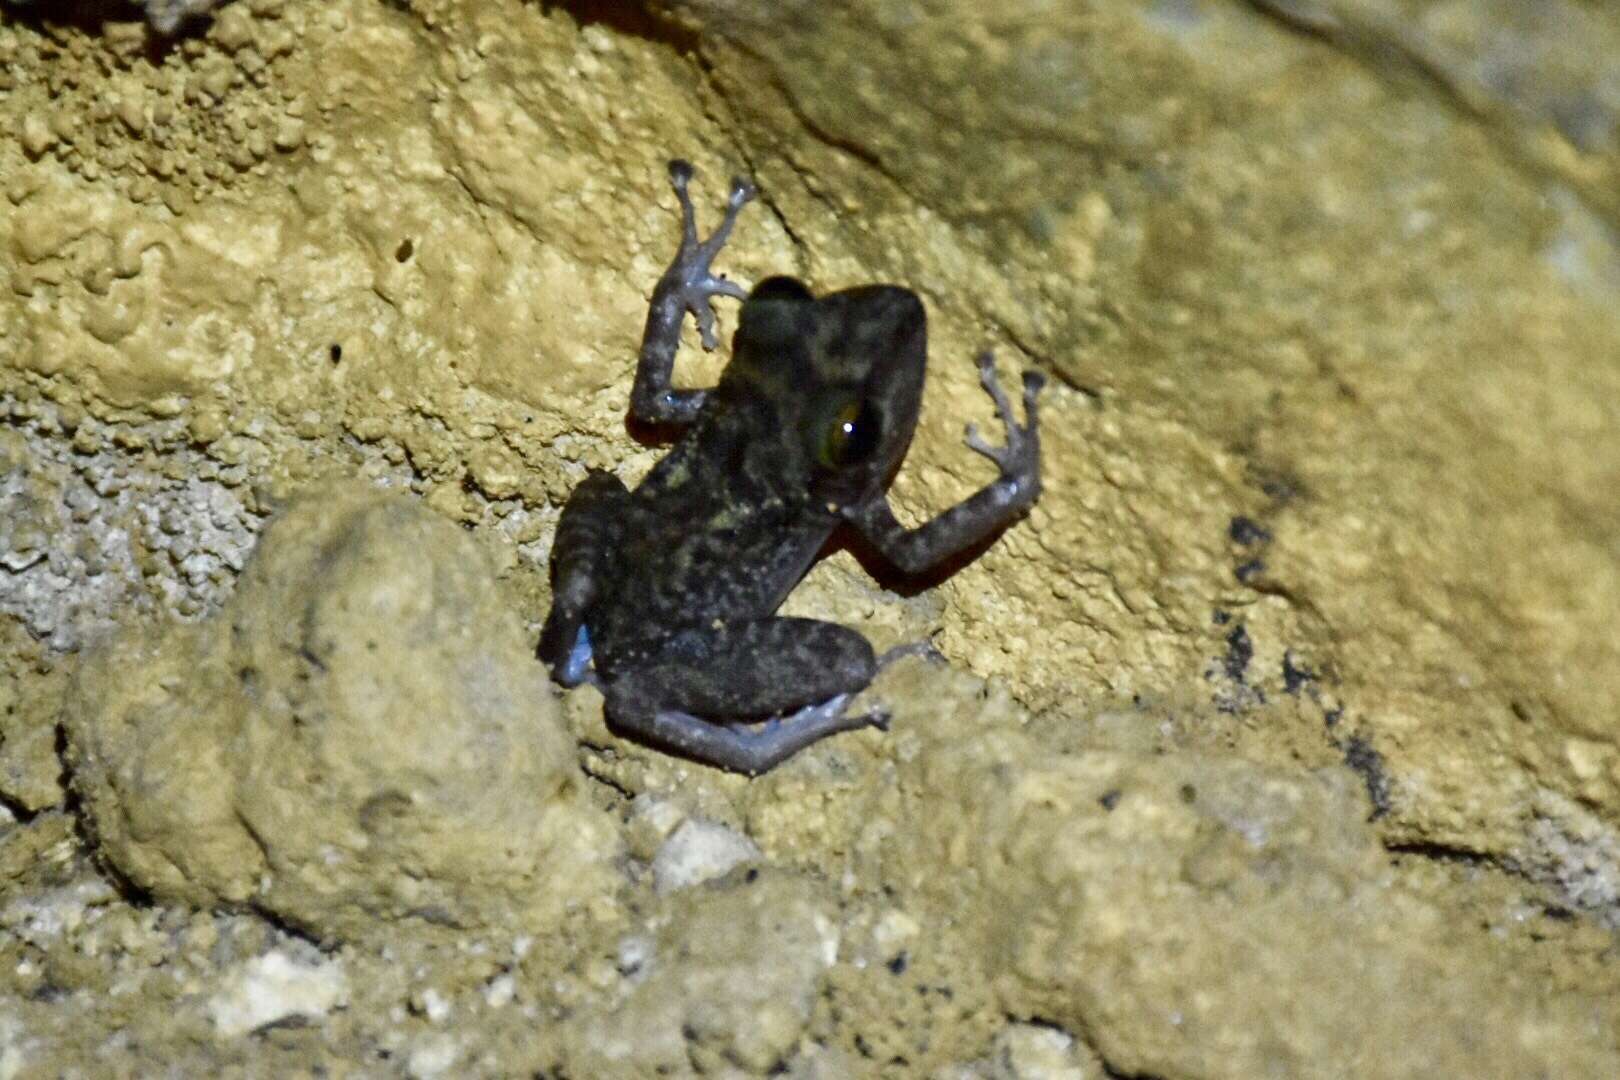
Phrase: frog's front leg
[
  {"left": 538, "top": 469, "right": 630, "bottom": 686},
  {"left": 629, "top": 159, "right": 757, "bottom": 426},
  {"left": 845, "top": 351, "right": 1046, "bottom": 575},
  {"left": 601, "top": 617, "right": 886, "bottom": 775}
]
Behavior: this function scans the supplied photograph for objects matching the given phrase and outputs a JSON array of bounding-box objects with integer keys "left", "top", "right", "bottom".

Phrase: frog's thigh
[
  {"left": 610, "top": 617, "right": 876, "bottom": 719},
  {"left": 539, "top": 469, "right": 630, "bottom": 682},
  {"left": 601, "top": 618, "right": 880, "bottom": 774}
]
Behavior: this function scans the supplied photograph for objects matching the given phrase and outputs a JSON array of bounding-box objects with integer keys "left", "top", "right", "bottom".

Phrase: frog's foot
[
  {"left": 664, "top": 159, "right": 757, "bottom": 350},
  {"left": 876, "top": 639, "right": 947, "bottom": 669},
  {"left": 830, "top": 642, "right": 941, "bottom": 737},
  {"left": 555, "top": 626, "right": 600, "bottom": 688},
  {"left": 629, "top": 693, "right": 881, "bottom": 777},
  {"left": 758, "top": 692, "right": 890, "bottom": 743},
  {"left": 963, "top": 350, "right": 1045, "bottom": 507}
]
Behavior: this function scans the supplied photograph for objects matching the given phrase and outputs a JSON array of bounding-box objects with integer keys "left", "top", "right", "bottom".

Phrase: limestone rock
[
  {"left": 871, "top": 663, "right": 1615, "bottom": 1080},
  {"left": 63, "top": 483, "right": 620, "bottom": 942},
  {"left": 569, "top": 871, "right": 838, "bottom": 1075}
]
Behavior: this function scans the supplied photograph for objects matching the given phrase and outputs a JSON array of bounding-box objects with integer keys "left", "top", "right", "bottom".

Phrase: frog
[{"left": 537, "top": 159, "right": 1045, "bottom": 775}]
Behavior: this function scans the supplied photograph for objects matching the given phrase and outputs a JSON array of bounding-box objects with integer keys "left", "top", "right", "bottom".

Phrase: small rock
[
  {"left": 405, "top": 1033, "right": 460, "bottom": 1079},
  {"left": 570, "top": 874, "right": 835, "bottom": 1074},
  {"left": 482, "top": 973, "right": 515, "bottom": 1008},
  {"left": 412, "top": 987, "right": 451, "bottom": 1023},
  {"left": 19, "top": 114, "right": 55, "bottom": 158},
  {"left": 651, "top": 818, "right": 760, "bottom": 894},
  {"left": 207, "top": 951, "right": 348, "bottom": 1037},
  {"left": 990, "top": 1023, "right": 1090, "bottom": 1080},
  {"left": 625, "top": 793, "right": 688, "bottom": 860},
  {"left": 62, "top": 483, "right": 621, "bottom": 942}
]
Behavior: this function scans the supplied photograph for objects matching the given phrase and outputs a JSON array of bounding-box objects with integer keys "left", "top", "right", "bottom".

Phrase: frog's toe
[
  {"left": 876, "top": 639, "right": 945, "bottom": 669},
  {"left": 667, "top": 157, "right": 696, "bottom": 191},
  {"left": 663, "top": 160, "right": 753, "bottom": 261},
  {"left": 965, "top": 418, "right": 1019, "bottom": 471},
  {"left": 975, "top": 350, "right": 1013, "bottom": 412},
  {"left": 718, "top": 175, "right": 759, "bottom": 235},
  {"left": 659, "top": 159, "right": 755, "bottom": 349},
  {"left": 1020, "top": 370, "right": 1046, "bottom": 427},
  {"left": 557, "top": 625, "right": 595, "bottom": 687},
  {"left": 964, "top": 421, "right": 997, "bottom": 459}
]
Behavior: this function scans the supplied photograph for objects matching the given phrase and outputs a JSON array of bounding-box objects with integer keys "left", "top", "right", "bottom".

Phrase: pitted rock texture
[
  {"left": 0, "top": 420, "right": 262, "bottom": 651},
  {"left": 2, "top": 0, "right": 1619, "bottom": 1076}
]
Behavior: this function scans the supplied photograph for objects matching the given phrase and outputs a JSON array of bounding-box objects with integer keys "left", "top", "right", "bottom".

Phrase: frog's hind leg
[
  {"left": 602, "top": 617, "right": 882, "bottom": 776},
  {"left": 616, "top": 692, "right": 877, "bottom": 778},
  {"left": 538, "top": 469, "right": 629, "bottom": 686}
]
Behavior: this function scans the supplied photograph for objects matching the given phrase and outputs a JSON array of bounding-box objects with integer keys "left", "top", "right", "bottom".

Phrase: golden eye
[{"left": 819, "top": 398, "right": 882, "bottom": 468}]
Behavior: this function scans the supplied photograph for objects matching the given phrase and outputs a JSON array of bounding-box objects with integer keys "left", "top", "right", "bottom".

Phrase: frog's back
[{"left": 588, "top": 410, "right": 836, "bottom": 657}]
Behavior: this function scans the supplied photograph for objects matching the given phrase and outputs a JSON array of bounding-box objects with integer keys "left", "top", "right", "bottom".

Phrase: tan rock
[
  {"left": 63, "top": 483, "right": 620, "bottom": 942},
  {"left": 566, "top": 871, "right": 838, "bottom": 1076},
  {"left": 863, "top": 661, "right": 1615, "bottom": 1080}
]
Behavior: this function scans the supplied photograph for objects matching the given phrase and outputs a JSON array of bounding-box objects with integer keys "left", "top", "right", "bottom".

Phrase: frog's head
[{"left": 729, "top": 276, "right": 927, "bottom": 508}]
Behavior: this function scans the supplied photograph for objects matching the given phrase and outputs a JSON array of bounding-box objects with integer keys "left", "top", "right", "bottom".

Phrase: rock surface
[
  {"left": 62, "top": 483, "right": 620, "bottom": 942},
  {"left": 865, "top": 662, "right": 1611, "bottom": 1079},
  {"left": 567, "top": 872, "right": 839, "bottom": 1075},
  {"left": 1, "top": 0, "right": 1618, "bottom": 1076}
]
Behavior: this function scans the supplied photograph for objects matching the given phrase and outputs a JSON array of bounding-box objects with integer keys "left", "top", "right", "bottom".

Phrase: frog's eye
[{"left": 818, "top": 398, "right": 883, "bottom": 469}]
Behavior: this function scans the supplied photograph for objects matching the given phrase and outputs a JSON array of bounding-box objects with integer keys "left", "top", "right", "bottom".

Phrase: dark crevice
[
  {"left": 3, "top": 0, "right": 204, "bottom": 54},
  {"left": 733, "top": 141, "right": 806, "bottom": 264},
  {"left": 1241, "top": 0, "right": 1618, "bottom": 232},
  {"left": 247, "top": 900, "right": 333, "bottom": 952},
  {"left": 58, "top": 773, "right": 157, "bottom": 908},
  {"left": 0, "top": 715, "right": 66, "bottom": 826},
  {"left": 1377, "top": 841, "right": 1597, "bottom": 919},
  {"left": 0, "top": 789, "right": 41, "bottom": 824},
  {"left": 1281, "top": 649, "right": 1314, "bottom": 695},
  {"left": 1342, "top": 732, "right": 1392, "bottom": 819},
  {"left": 985, "top": 312, "right": 1102, "bottom": 402},
  {"left": 228, "top": 811, "right": 340, "bottom": 949},
  {"left": 1384, "top": 839, "right": 1494, "bottom": 867},
  {"left": 578, "top": 755, "right": 638, "bottom": 803},
  {"left": 1222, "top": 624, "right": 1253, "bottom": 682},
  {"left": 1228, "top": 515, "right": 1272, "bottom": 546},
  {"left": 765, "top": 70, "right": 890, "bottom": 179},
  {"left": 531, "top": 0, "right": 699, "bottom": 54},
  {"left": 47, "top": 724, "right": 148, "bottom": 904},
  {"left": 3, "top": 0, "right": 133, "bottom": 32}
]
